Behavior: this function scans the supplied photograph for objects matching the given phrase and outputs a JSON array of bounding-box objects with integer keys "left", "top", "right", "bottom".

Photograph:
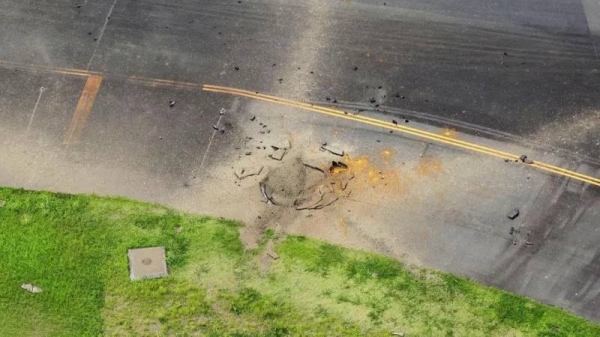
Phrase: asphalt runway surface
[{"left": 1, "top": 0, "right": 600, "bottom": 322}]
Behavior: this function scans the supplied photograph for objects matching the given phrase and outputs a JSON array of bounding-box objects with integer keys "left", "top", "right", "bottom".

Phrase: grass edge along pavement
[{"left": 0, "top": 187, "right": 598, "bottom": 336}]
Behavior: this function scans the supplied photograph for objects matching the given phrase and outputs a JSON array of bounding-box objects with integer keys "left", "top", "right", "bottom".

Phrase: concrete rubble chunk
[
  {"left": 271, "top": 139, "right": 291, "bottom": 150},
  {"left": 320, "top": 144, "right": 344, "bottom": 156},
  {"left": 235, "top": 166, "right": 263, "bottom": 180},
  {"left": 259, "top": 182, "right": 276, "bottom": 205},
  {"left": 269, "top": 148, "right": 287, "bottom": 161},
  {"left": 21, "top": 283, "right": 42, "bottom": 293},
  {"left": 507, "top": 208, "right": 520, "bottom": 220}
]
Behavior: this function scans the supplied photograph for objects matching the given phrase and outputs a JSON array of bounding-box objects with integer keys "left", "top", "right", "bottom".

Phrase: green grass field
[{"left": 0, "top": 187, "right": 598, "bottom": 336}]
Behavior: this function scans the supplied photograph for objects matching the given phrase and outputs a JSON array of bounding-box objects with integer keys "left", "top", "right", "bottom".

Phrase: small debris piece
[
  {"left": 250, "top": 116, "right": 256, "bottom": 121},
  {"left": 329, "top": 161, "right": 348, "bottom": 173},
  {"left": 235, "top": 166, "right": 263, "bottom": 179},
  {"left": 260, "top": 182, "right": 276, "bottom": 205},
  {"left": 169, "top": 100, "right": 176, "bottom": 108},
  {"left": 404, "top": 119, "right": 409, "bottom": 123},
  {"left": 269, "top": 148, "right": 287, "bottom": 161},
  {"left": 0, "top": 199, "right": 5, "bottom": 207},
  {"left": 392, "top": 120, "right": 398, "bottom": 125},
  {"left": 507, "top": 208, "right": 520, "bottom": 220},
  {"left": 267, "top": 251, "right": 280, "bottom": 260},
  {"left": 303, "top": 162, "right": 326, "bottom": 174},
  {"left": 234, "top": 66, "right": 239, "bottom": 70},
  {"left": 369, "top": 98, "right": 377, "bottom": 103},
  {"left": 391, "top": 332, "right": 405, "bottom": 337},
  {"left": 353, "top": 66, "right": 358, "bottom": 71},
  {"left": 509, "top": 226, "right": 514, "bottom": 235},
  {"left": 526, "top": 241, "right": 533, "bottom": 246},
  {"left": 212, "top": 125, "right": 219, "bottom": 131},
  {"left": 320, "top": 144, "right": 344, "bottom": 157},
  {"left": 21, "top": 283, "right": 42, "bottom": 293},
  {"left": 524, "top": 158, "right": 534, "bottom": 164},
  {"left": 175, "top": 226, "right": 183, "bottom": 233},
  {"left": 245, "top": 151, "right": 252, "bottom": 155},
  {"left": 519, "top": 155, "right": 527, "bottom": 162}
]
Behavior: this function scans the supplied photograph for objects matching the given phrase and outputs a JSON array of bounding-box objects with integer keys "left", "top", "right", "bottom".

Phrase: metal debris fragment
[
  {"left": 329, "top": 161, "right": 348, "bottom": 173},
  {"left": 303, "top": 162, "right": 326, "bottom": 174},
  {"left": 169, "top": 100, "right": 176, "bottom": 107},
  {"left": 507, "top": 208, "right": 520, "bottom": 220},
  {"left": 320, "top": 144, "right": 344, "bottom": 157}
]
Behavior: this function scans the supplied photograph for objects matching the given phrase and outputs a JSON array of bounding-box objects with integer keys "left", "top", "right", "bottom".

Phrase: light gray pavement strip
[{"left": 2, "top": 89, "right": 599, "bottom": 320}]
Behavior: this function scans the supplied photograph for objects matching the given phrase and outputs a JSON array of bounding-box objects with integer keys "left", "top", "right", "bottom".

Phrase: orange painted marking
[{"left": 64, "top": 75, "right": 103, "bottom": 144}]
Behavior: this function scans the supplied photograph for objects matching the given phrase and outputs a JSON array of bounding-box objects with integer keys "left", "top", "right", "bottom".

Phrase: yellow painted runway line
[
  {"left": 0, "top": 60, "right": 101, "bottom": 77},
  {"left": 202, "top": 84, "right": 600, "bottom": 187},
  {"left": 64, "top": 75, "right": 104, "bottom": 145}
]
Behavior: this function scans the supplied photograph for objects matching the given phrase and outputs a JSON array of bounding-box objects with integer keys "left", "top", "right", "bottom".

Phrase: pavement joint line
[
  {"left": 63, "top": 75, "right": 104, "bottom": 145},
  {"left": 202, "top": 84, "right": 600, "bottom": 187},
  {"left": 86, "top": 0, "right": 118, "bottom": 70}
]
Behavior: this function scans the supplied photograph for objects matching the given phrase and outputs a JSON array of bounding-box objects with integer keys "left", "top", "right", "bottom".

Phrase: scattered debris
[
  {"left": 235, "top": 166, "right": 263, "bottom": 179},
  {"left": 320, "top": 144, "right": 344, "bottom": 157},
  {"left": 507, "top": 208, "right": 520, "bottom": 220},
  {"left": 169, "top": 100, "right": 176, "bottom": 108},
  {"left": 21, "top": 283, "right": 42, "bottom": 293},
  {"left": 260, "top": 182, "right": 276, "bottom": 205},
  {"left": 269, "top": 148, "right": 287, "bottom": 161}
]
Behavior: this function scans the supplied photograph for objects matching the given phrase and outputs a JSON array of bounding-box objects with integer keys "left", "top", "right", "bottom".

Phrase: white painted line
[
  {"left": 582, "top": 0, "right": 600, "bottom": 58},
  {"left": 25, "top": 86, "right": 46, "bottom": 133},
  {"left": 196, "top": 97, "right": 240, "bottom": 174}
]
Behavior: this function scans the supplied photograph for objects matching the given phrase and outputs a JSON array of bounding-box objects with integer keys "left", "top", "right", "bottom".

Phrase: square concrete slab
[{"left": 128, "top": 247, "right": 168, "bottom": 281}]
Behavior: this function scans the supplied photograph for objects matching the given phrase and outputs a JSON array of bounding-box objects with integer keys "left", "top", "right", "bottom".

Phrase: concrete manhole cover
[{"left": 127, "top": 247, "right": 168, "bottom": 281}]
